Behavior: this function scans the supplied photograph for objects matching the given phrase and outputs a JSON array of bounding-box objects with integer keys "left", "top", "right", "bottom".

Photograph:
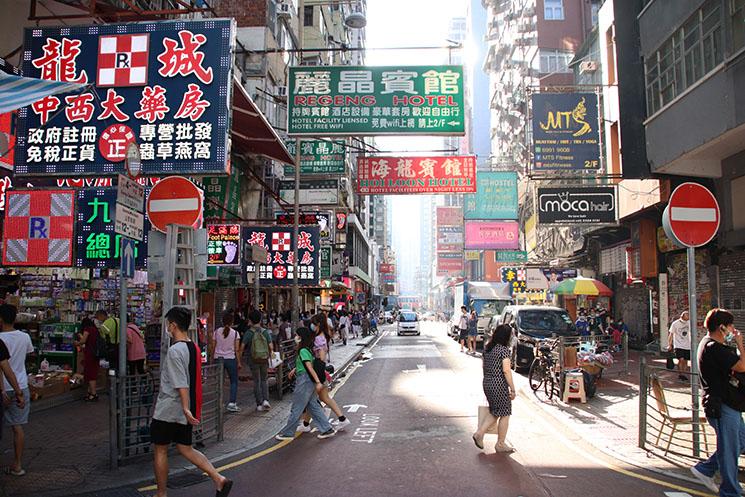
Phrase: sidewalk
[{"left": 0, "top": 334, "right": 376, "bottom": 497}]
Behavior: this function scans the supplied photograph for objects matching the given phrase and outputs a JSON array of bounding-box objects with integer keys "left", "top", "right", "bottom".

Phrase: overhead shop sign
[
  {"left": 279, "top": 179, "right": 339, "bottom": 205},
  {"left": 319, "top": 246, "right": 331, "bottom": 279},
  {"left": 437, "top": 252, "right": 463, "bottom": 275},
  {"left": 464, "top": 171, "right": 518, "bottom": 220},
  {"left": 288, "top": 65, "right": 465, "bottom": 136},
  {"left": 15, "top": 19, "right": 235, "bottom": 176},
  {"left": 379, "top": 263, "right": 395, "bottom": 273},
  {"left": 495, "top": 250, "right": 527, "bottom": 263},
  {"left": 537, "top": 186, "right": 616, "bottom": 224},
  {"left": 207, "top": 224, "right": 241, "bottom": 265},
  {"left": 531, "top": 92, "right": 600, "bottom": 171},
  {"left": 243, "top": 226, "right": 320, "bottom": 287},
  {"left": 436, "top": 206, "right": 463, "bottom": 226},
  {"left": 75, "top": 188, "right": 148, "bottom": 268},
  {"left": 358, "top": 156, "right": 476, "bottom": 195},
  {"left": 284, "top": 140, "right": 346, "bottom": 175},
  {"left": 437, "top": 226, "right": 463, "bottom": 252},
  {"left": 275, "top": 210, "right": 333, "bottom": 244},
  {"left": 464, "top": 221, "right": 519, "bottom": 250},
  {"left": 204, "top": 170, "right": 240, "bottom": 221}
]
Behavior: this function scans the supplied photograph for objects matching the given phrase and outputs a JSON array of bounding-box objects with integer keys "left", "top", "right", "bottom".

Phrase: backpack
[
  {"left": 251, "top": 329, "right": 270, "bottom": 364},
  {"left": 94, "top": 328, "right": 108, "bottom": 359}
]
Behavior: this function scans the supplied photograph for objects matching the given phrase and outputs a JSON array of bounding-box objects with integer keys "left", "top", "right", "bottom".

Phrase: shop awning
[
  {"left": 231, "top": 79, "right": 295, "bottom": 166},
  {"left": 0, "top": 72, "right": 87, "bottom": 114}
]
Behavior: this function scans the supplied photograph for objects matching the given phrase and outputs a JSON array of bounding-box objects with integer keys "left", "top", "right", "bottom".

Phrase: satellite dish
[{"left": 344, "top": 11, "right": 367, "bottom": 29}]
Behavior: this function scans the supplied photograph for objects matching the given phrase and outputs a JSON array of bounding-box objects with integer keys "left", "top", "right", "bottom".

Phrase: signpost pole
[
  {"left": 292, "top": 0, "right": 304, "bottom": 334},
  {"left": 119, "top": 236, "right": 128, "bottom": 380},
  {"left": 254, "top": 259, "right": 261, "bottom": 311},
  {"left": 688, "top": 246, "right": 701, "bottom": 457}
]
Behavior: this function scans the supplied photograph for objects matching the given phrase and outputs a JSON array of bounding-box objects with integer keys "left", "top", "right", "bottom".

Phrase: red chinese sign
[
  {"left": 243, "top": 226, "right": 321, "bottom": 287},
  {"left": 379, "top": 263, "right": 395, "bottom": 273},
  {"left": 357, "top": 156, "right": 477, "bottom": 195}
]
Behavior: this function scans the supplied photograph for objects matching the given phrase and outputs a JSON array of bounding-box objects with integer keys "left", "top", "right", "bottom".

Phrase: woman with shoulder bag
[{"left": 211, "top": 312, "right": 241, "bottom": 413}]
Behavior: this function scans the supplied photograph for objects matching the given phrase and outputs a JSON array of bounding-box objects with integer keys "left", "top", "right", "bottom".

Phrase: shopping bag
[
  {"left": 268, "top": 352, "right": 282, "bottom": 369},
  {"left": 478, "top": 406, "right": 500, "bottom": 435}
]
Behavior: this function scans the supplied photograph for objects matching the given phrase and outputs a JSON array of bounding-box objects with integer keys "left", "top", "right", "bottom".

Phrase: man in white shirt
[
  {"left": 668, "top": 310, "right": 691, "bottom": 382},
  {"left": 0, "top": 304, "right": 34, "bottom": 476}
]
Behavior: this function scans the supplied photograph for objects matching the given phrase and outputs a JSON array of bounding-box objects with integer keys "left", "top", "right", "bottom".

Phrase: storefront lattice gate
[{"left": 108, "top": 363, "right": 224, "bottom": 468}]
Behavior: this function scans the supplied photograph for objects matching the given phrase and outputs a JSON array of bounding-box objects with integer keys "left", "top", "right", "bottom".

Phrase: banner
[
  {"left": 437, "top": 252, "right": 463, "bottom": 275},
  {"left": 279, "top": 179, "right": 339, "bottom": 205},
  {"left": 464, "top": 171, "right": 518, "bottom": 220},
  {"left": 358, "top": 156, "right": 476, "bottom": 195},
  {"left": 275, "top": 211, "right": 333, "bottom": 244},
  {"left": 437, "top": 226, "right": 463, "bottom": 252},
  {"left": 3, "top": 189, "right": 75, "bottom": 266},
  {"left": 319, "top": 246, "right": 331, "bottom": 279},
  {"left": 16, "top": 19, "right": 235, "bottom": 176},
  {"left": 204, "top": 170, "right": 240, "bottom": 221},
  {"left": 284, "top": 140, "right": 346, "bottom": 175},
  {"left": 537, "top": 186, "right": 616, "bottom": 224},
  {"left": 464, "top": 221, "right": 519, "bottom": 250},
  {"left": 288, "top": 65, "right": 465, "bottom": 136},
  {"left": 495, "top": 250, "right": 527, "bottom": 263},
  {"left": 243, "top": 226, "right": 320, "bottom": 287},
  {"left": 207, "top": 224, "right": 241, "bottom": 265},
  {"left": 379, "top": 263, "right": 395, "bottom": 273},
  {"left": 531, "top": 92, "right": 601, "bottom": 171},
  {"left": 525, "top": 267, "right": 577, "bottom": 291},
  {"left": 436, "top": 206, "right": 462, "bottom": 226},
  {"left": 464, "top": 250, "right": 480, "bottom": 261}
]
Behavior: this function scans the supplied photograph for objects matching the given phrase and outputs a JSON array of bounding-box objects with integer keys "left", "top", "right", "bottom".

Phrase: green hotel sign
[
  {"left": 287, "top": 65, "right": 465, "bottom": 136},
  {"left": 284, "top": 140, "right": 346, "bottom": 175}
]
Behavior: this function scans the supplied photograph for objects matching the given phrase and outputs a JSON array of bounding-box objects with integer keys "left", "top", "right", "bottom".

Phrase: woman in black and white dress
[{"left": 473, "top": 324, "right": 516, "bottom": 452}]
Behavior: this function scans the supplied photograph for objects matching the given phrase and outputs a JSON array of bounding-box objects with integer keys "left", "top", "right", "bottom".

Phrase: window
[
  {"left": 304, "top": 5, "right": 314, "bottom": 26},
  {"left": 645, "top": 0, "right": 722, "bottom": 115},
  {"left": 732, "top": 0, "right": 745, "bottom": 51},
  {"left": 539, "top": 49, "right": 574, "bottom": 73},
  {"left": 544, "top": 0, "right": 564, "bottom": 20}
]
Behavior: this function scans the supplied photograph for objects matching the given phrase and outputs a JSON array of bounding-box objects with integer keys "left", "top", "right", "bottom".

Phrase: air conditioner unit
[
  {"left": 276, "top": 86, "right": 288, "bottom": 98},
  {"left": 277, "top": 2, "right": 292, "bottom": 18},
  {"left": 579, "top": 60, "right": 598, "bottom": 74}
]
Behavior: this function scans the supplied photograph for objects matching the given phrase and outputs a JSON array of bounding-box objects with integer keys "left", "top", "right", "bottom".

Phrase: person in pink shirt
[
  {"left": 126, "top": 318, "right": 147, "bottom": 375},
  {"left": 210, "top": 313, "right": 241, "bottom": 413}
]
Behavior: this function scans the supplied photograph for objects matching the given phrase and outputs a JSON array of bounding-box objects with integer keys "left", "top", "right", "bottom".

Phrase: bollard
[
  {"left": 624, "top": 333, "right": 630, "bottom": 375},
  {"left": 638, "top": 355, "right": 648, "bottom": 450},
  {"left": 217, "top": 362, "right": 225, "bottom": 442},
  {"left": 108, "top": 371, "right": 118, "bottom": 469}
]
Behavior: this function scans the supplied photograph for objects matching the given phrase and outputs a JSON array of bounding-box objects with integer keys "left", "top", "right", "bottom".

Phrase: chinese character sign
[
  {"left": 16, "top": 20, "right": 235, "bottom": 176},
  {"left": 288, "top": 65, "right": 465, "bottom": 136},
  {"left": 75, "top": 188, "right": 149, "bottom": 268},
  {"left": 358, "top": 156, "right": 476, "bottom": 195},
  {"left": 531, "top": 93, "right": 601, "bottom": 171},
  {"left": 207, "top": 224, "right": 241, "bottom": 265},
  {"left": 284, "top": 140, "right": 346, "bottom": 175},
  {"left": 464, "top": 172, "right": 518, "bottom": 220},
  {"left": 464, "top": 221, "right": 520, "bottom": 250},
  {"left": 243, "top": 226, "right": 320, "bottom": 287},
  {"left": 203, "top": 170, "right": 240, "bottom": 221},
  {"left": 276, "top": 211, "right": 333, "bottom": 244}
]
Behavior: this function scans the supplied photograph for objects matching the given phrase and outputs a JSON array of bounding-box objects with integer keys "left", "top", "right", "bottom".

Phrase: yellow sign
[{"left": 464, "top": 250, "right": 480, "bottom": 261}]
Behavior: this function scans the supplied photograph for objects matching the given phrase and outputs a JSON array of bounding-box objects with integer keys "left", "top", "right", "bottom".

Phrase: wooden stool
[{"left": 562, "top": 371, "right": 587, "bottom": 403}]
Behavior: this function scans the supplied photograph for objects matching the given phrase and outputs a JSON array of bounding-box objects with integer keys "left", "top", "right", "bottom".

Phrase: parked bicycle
[{"left": 527, "top": 338, "right": 560, "bottom": 399}]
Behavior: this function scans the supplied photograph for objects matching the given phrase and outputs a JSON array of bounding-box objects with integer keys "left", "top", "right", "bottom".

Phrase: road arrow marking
[{"left": 343, "top": 404, "right": 367, "bottom": 413}]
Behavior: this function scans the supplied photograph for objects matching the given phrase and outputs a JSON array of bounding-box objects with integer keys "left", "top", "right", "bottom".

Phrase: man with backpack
[{"left": 239, "top": 310, "right": 274, "bottom": 412}]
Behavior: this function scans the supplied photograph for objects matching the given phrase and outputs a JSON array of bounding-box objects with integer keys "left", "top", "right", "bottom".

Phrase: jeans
[
  {"left": 217, "top": 358, "right": 238, "bottom": 404},
  {"left": 694, "top": 403, "right": 745, "bottom": 497},
  {"left": 279, "top": 373, "right": 332, "bottom": 437},
  {"left": 250, "top": 362, "right": 269, "bottom": 406}
]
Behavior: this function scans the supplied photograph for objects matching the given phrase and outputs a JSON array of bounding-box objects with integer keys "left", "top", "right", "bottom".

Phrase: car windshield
[
  {"left": 400, "top": 312, "right": 417, "bottom": 322},
  {"left": 472, "top": 300, "right": 506, "bottom": 317},
  {"left": 518, "top": 310, "right": 574, "bottom": 334}
]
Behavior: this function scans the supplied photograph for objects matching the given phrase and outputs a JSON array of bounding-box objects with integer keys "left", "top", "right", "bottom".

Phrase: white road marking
[
  {"left": 664, "top": 493, "right": 694, "bottom": 497},
  {"left": 343, "top": 404, "right": 368, "bottom": 413}
]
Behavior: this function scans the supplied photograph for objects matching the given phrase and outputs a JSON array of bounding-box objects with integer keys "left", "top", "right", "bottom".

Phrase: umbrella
[{"left": 552, "top": 276, "right": 613, "bottom": 297}]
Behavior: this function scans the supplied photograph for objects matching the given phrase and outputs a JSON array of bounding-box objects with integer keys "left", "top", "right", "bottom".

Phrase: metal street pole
[
  {"left": 688, "top": 246, "right": 701, "bottom": 457},
  {"left": 292, "top": 0, "right": 305, "bottom": 333},
  {"left": 254, "top": 260, "right": 261, "bottom": 311},
  {"left": 119, "top": 237, "right": 128, "bottom": 379}
]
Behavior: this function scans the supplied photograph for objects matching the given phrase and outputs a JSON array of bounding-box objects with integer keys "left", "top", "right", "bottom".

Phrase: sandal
[
  {"left": 495, "top": 443, "right": 515, "bottom": 453},
  {"left": 4, "top": 467, "right": 26, "bottom": 476},
  {"left": 472, "top": 433, "right": 484, "bottom": 450}
]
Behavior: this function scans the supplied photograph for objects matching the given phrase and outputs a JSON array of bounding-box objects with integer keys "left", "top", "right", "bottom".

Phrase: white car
[{"left": 397, "top": 311, "right": 420, "bottom": 336}]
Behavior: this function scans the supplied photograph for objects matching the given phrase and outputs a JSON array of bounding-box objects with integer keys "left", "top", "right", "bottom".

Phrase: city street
[{"left": 148, "top": 322, "right": 707, "bottom": 497}]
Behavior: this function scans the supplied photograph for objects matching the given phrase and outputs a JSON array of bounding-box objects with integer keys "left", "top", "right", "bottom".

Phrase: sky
[{"left": 365, "top": 0, "right": 468, "bottom": 295}]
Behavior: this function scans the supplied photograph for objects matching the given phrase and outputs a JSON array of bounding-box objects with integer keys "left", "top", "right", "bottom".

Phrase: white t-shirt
[
  {"left": 669, "top": 318, "right": 691, "bottom": 350},
  {"left": 0, "top": 330, "right": 34, "bottom": 391}
]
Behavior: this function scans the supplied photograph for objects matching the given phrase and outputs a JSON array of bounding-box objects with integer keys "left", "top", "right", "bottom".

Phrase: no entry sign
[
  {"left": 146, "top": 176, "right": 203, "bottom": 233},
  {"left": 662, "top": 182, "right": 720, "bottom": 248}
]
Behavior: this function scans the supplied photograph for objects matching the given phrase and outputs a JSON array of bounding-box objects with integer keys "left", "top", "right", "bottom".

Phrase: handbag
[
  {"left": 726, "top": 371, "right": 745, "bottom": 412},
  {"left": 477, "top": 406, "right": 500, "bottom": 435},
  {"left": 666, "top": 356, "right": 675, "bottom": 370}
]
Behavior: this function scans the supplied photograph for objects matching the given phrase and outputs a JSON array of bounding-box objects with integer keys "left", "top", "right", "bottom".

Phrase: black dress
[{"left": 482, "top": 344, "right": 512, "bottom": 417}]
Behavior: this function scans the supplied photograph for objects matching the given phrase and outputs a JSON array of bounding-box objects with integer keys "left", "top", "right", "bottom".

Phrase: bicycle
[{"left": 527, "top": 338, "right": 559, "bottom": 400}]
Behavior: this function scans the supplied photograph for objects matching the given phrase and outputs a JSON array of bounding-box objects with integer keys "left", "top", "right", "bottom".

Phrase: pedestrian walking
[
  {"left": 338, "top": 311, "right": 350, "bottom": 346},
  {"left": 275, "top": 327, "right": 336, "bottom": 441},
  {"left": 668, "top": 310, "right": 692, "bottom": 382},
  {"left": 238, "top": 310, "right": 274, "bottom": 412},
  {"left": 126, "top": 318, "right": 147, "bottom": 375},
  {"left": 150, "top": 307, "right": 233, "bottom": 497},
  {"left": 352, "top": 311, "right": 362, "bottom": 338},
  {"left": 0, "top": 304, "right": 34, "bottom": 476},
  {"left": 690, "top": 308, "right": 745, "bottom": 496},
  {"left": 458, "top": 306, "right": 469, "bottom": 353},
  {"left": 211, "top": 312, "right": 241, "bottom": 413},
  {"left": 0, "top": 334, "right": 25, "bottom": 456},
  {"left": 75, "top": 317, "right": 100, "bottom": 401},
  {"left": 95, "top": 309, "right": 120, "bottom": 370},
  {"left": 467, "top": 309, "right": 478, "bottom": 354},
  {"left": 472, "top": 324, "right": 516, "bottom": 453}
]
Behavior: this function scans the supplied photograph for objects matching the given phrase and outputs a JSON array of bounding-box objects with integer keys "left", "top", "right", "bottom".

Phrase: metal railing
[
  {"left": 109, "top": 363, "right": 224, "bottom": 468},
  {"left": 271, "top": 339, "right": 297, "bottom": 400},
  {"left": 557, "top": 333, "right": 629, "bottom": 377}
]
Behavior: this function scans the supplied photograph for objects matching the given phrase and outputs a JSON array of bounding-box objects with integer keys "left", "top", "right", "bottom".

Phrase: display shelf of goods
[{"left": 39, "top": 323, "right": 78, "bottom": 370}]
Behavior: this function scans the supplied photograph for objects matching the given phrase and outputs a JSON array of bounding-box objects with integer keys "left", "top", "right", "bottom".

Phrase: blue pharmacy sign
[
  {"left": 75, "top": 188, "right": 149, "bottom": 268},
  {"left": 464, "top": 171, "right": 518, "bottom": 220},
  {"left": 15, "top": 19, "right": 235, "bottom": 176},
  {"left": 531, "top": 92, "right": 601, "bottom": 171}
]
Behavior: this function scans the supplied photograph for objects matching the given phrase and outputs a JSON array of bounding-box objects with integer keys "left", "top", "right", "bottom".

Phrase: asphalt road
[{"left": 154, "top": 322, "right": 714, "bottom": 497}]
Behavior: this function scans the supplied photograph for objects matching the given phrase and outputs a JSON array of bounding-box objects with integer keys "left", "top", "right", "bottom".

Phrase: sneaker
[
  {"left": 317, "top": 429, "right": 336, "bottom": 439},
  {"left": 297, "top": 424, "right": 312, "bottom": 433},
  {"left": 226, "top": 403, "right": 241, "bottom": 413},
  {"left": 332, "top": 418, "right": 351, "bottom": 431},
  {"left": 257, "top": 405, "right": 266, "bottom": 412},
  {"left": 275, "top": 434, "right": 294, "bottom": 441},
  {"left": 262, "top": 400, "right": 271, "bottom": 409},
  {"left": 690, "top": 466, "right": 718, "bottom": 493}
]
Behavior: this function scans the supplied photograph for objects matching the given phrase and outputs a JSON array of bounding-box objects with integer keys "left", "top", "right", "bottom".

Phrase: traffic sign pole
[
  {"left": 688, "top": 245, "right": 700, "bottom": 457},
  {"left": 119, "top": 236, "right": 128, "bottom": 380}
]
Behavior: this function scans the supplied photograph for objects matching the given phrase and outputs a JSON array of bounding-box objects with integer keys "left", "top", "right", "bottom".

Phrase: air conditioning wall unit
[
  {"left": 276, "top": 86, "right": 288, "bottom": 99},
  {"left": 277, "top": 2, "right": 292, "bottom": 18},
  {"left": 579, "top": 60, "right": 598, "bottom": 74}
]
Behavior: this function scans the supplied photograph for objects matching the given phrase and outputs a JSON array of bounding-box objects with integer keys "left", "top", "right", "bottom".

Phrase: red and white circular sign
[
  {"left": 99, "top": 124, "right": 135, "bottom": 162},
  {"left": 146, "top": 176, "right": 203, "bottom": 233},
  {"left": 663, "top": 182, "right": 720, "bottom": 248}
]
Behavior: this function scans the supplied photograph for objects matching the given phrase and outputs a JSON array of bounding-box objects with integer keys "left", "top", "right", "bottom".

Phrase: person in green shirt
[{"left": 95, "top": 310, "right": 120, "bottom": 369}]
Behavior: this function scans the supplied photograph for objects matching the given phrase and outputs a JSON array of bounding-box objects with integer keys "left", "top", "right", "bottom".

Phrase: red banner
[
  {"left": 357, "top": 156, "right": 476, "bottom": 195},
  {"left": 380, "top": 263, "right": 395, "bottom": 273},
  {"left": 437, "top": 252, "right": 463, "bottom": 275}
]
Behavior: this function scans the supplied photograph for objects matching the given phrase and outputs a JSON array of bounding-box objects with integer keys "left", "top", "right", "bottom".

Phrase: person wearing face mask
[
  {"left": 690, "top": 308, "right": 745, "bottom": 496},
  {"left": 668, "top": 311, "right": 692, "bottom": 382}
]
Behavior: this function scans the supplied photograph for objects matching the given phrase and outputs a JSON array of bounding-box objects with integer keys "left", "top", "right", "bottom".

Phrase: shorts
[
  {"left": 468, "top": 329, "right": 478, "bottom": 337},
  {"left": 459, "top": 329, "right": 469, "bottom": 340},
  {"left": 150, "top": 418, "right": 193, "bottom": 446},
  {"left": 3, "top": 388, "right": 30, "bottom": 426},
  {"left": 675, "top": 348, "right": 691, "bottom": 361}
]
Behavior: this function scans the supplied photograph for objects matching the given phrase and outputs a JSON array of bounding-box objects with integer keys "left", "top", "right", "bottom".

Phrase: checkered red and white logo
[
  {"left": 97, "top": 34, "right": 149, "bottom": 87},
  {"left": 272, "top": 232, "right": 291, "bottom": 252}
]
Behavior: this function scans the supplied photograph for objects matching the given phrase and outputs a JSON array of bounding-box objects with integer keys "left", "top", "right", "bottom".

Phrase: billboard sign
[
  {"left": 284, "top": 140, "right": 346, "bottom": 175},
  {"left": 319, "top": 246, "right": 331, "bottom": 279},
  {"left": 437, "top": 226, "right": 463, "bottom": 252},
  {"left": 437, "top": 252, "right": 463, "bottom": 275},
  {"left": 379, "top": 263, "right": 395, "bottom": 273},
  {"left": 358, "top": 156, "right": 476, "bottom": 195},
  {"left": 204, "top": 170, "right": 240, "bottom": 221},
  {"left": 464, "top": 171, "right": 518, "bottom": 220},
  {"left": 243, "top": 226, "right": 320, "bottom": 287},
  {"left": 464, "top": 221, "right": 519, "bottom": 250},
  {"left": 288, "top": 65, "right": 465, "bottom": 136},
  {"left": 495, "top": 250, "right": 528, "bottom": 263},
  {"left": 275, "top": 210, "right": 333, "bottom": 244},
  {"left": 279, "top": 179, "right": 339, "bottom": 205},
  {"left": 16, "top": 19, "right": 235, "bottom": 176},
  {"left": 207, "top": 224, "right": 241, "bottom": 265},
  {"left": 436, "top": 206, "right": 462, "bottom": 226},
  {"left": 531, "top": 92, "right": 601, "bottom": 171},
  {"left": 537, "top": 186, "right": 616, "bottom": 224}
]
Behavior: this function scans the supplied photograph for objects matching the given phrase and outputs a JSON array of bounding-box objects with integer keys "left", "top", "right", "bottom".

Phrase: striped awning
[{"left": 0, "top": 72, "right": 86, "bottom": 114}]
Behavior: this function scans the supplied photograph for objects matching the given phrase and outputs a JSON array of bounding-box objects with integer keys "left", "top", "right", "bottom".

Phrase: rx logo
[{"left": 29, "top": 217, "right": 49, "bottom": 239}]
